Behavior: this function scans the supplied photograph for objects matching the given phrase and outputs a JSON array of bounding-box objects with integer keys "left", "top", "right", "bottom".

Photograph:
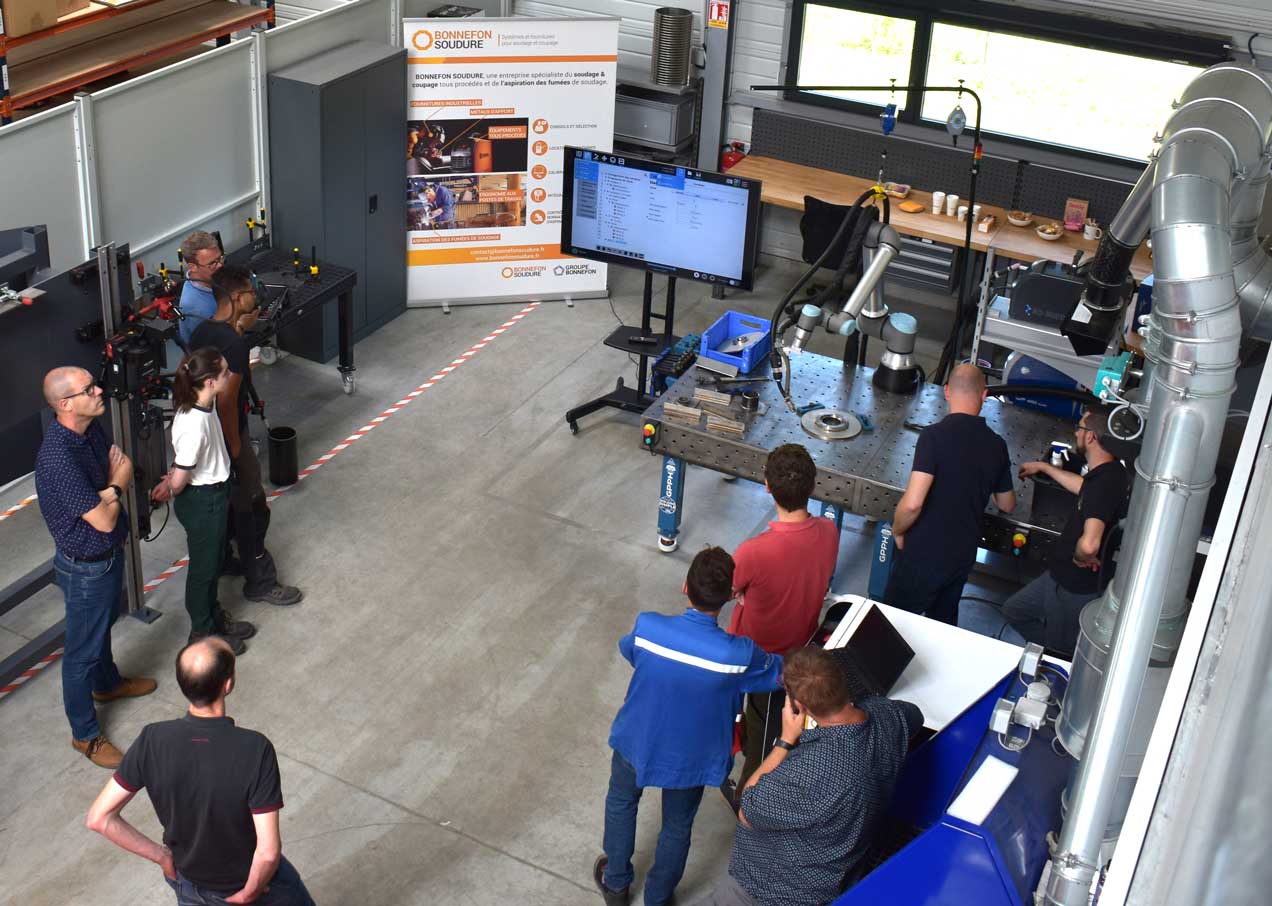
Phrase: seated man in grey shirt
[{"left": 693, "top": 647, "right": 923, "bottom": 906}]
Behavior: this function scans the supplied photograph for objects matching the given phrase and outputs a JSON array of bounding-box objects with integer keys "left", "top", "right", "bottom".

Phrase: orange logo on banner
[
  {"left": 531, "top": 188, "right": 547, "bottom": 202},
  {"left": 530, "top": 210, "right": 546, "bottom": 224},
  {"left": 411, "top": 30, "right": 434, "bottom": 50},
  {"left": 532, "top": 140, "right": 549, "bottom": 156},
  {"left": 531, "top": 165, "right": 548, "bottom": 179},
  {"left": 532, "top": 118, "right": 549, "bottom": 134}
]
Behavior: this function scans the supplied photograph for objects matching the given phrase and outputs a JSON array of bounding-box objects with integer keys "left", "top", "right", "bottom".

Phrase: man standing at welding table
[
  {"left": 690, "top": 648, "right": 923, "bottom": 906},
  {"left": 729, "top": 444, "right": 839, "bottom": 795},
  {"left": 960, "top": 404, "right": 1129, "bottom": 656},
  {"left": 884, "top": 363, "right": 1016, "bottom": 624},
  {"left": 87, "top": 637, "right": 316, "bottom": 905},
  {"left": 190, "top": 265, "right": 303, "bottom": 608},
  {"left": 35, "top": 367, "right": 158, "bottom": 769},
  {"left": 176, "top": 231, "right": 224, "bottom": 348},
  {"left": 594, "top": 547, "right": 783, "bottom": 906}
]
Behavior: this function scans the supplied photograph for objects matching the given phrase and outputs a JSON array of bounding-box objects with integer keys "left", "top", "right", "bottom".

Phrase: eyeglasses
[
  {"left": 194, "top": 254, "right": 225, "bottom": 270},
  {"left": 61, "top": 382, "right": 98, "bottom": 401}
]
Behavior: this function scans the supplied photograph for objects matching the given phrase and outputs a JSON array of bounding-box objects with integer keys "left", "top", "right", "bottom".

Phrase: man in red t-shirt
[{"left": 729, "top": 443, "right": 840, "bottom": 791}]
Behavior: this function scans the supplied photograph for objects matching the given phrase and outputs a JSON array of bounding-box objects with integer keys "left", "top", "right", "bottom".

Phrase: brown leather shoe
[
  {"left": 72, "top": 735, "right": 123, "bottom": 769},
  {"left": 92, "top": 676, "right": 157, "bottom": 703}
]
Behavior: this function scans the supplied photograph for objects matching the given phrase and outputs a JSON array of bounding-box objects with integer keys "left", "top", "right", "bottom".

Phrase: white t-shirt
[{"left": 171, "top": 403, "right": 231, "bottom": 485}]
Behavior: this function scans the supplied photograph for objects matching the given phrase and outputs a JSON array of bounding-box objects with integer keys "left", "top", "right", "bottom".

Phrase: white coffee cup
[
  {"left": 972, "top": 204, "right": 982, "bottom": 220},
  {"left": 932, "top": 191, "right": 946, "bottom": 215},
  {"left": 1084, "top": 221, "right": 1103, "bottom": 241},
  {"left": 957, "top": 205, "right": 969, "bottom": 222},
  {"left": 945, "top": 194, "right": 960, "bottom": 216}
]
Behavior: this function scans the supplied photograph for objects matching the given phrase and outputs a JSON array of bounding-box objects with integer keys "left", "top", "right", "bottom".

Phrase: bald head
[
  {"left": 948, "top": 363, "right": 987, "bottom": 398},
  {"left": 42, "top": 367, "right": 90, "bottom": 408},
  {"left": 175, "top": 637, "right": 236, "bottom": 707},
  {"left": 944, "top": 363, "right": 988, "bottom": 416}
]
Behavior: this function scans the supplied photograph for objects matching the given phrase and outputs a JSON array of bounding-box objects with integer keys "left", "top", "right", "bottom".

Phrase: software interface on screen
[{"left": 568, "top": 151, "right": 753, "bottom": 286}]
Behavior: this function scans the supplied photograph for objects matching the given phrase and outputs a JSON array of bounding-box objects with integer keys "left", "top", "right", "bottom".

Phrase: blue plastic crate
[{"left": 699, "top": 311, "right": 771, "bottom": 374}]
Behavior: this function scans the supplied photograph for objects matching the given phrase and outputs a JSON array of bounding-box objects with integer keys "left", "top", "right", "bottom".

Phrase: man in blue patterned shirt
[
  {"left": 692, "top": 648, "right": 922, "bottom": 906},
  {"left": 35, "top": 367, "right": 157, "bottom": 769},
  {"left": 595, "top": 547, "right": 783, "bottom": 906}
]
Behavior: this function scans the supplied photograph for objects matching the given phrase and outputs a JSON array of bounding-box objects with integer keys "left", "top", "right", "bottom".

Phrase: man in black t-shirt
[
  {"left": 87, "top": 637, "right": 315, "bottom": 904},
  {"left": 962, "top": 405, "right": 1130, "bottom": 655},
  {"left": 191, "top": 266, "right": 302, "bottom": 608},
  {"left": 884, "top": 364, "right": 1016, "bottom": 624}
]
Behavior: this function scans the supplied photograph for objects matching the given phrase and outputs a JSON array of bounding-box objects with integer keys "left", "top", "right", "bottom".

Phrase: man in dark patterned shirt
[
  {"left": 35, "top": 366, "right": 157, "bottom": 769},
  {"left": 692, "top": 648, "right": 922, "bottom": 906}
]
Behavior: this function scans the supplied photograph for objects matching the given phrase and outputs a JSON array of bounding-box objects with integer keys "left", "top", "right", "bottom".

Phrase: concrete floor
[{"left": 0, "top": 259, "right": 1010, "bottom": 905}]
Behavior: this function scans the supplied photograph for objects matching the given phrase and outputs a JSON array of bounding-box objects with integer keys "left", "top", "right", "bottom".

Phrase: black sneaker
[
  {"left": 215, "top": 609, "right": 257, "bottom": 640},
  {"left": 592, "top": 855, "right": 629, "bottom": 906},
  {"left": 189, "top": 630, "right": 247, "bottom": 656},
  {"left": 245, "top": 584, "right": 303, "bottom": 606}
]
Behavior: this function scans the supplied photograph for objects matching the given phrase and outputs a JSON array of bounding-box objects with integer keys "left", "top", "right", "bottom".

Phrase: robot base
[{"left": 872, "top": 365, "right": 921, "bottom": 395}]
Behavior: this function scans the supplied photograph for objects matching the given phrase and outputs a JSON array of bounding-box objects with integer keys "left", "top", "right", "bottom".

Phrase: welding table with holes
[{"left": 641, "top": 354, "right": 1076, "bottom": 560}]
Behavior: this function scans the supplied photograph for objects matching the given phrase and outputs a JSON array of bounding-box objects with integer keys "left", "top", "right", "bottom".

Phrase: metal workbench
[{"left": 641, "top": 354, "right": 1078, "bottom": 558}]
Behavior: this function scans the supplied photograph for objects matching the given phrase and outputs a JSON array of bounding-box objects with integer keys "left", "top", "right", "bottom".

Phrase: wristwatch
[
  {"left": 773, "top": 739, "right": 797, "bottom": 752},
  {"left": 108, "top": 484, "right": 123, "bottom": 500}
]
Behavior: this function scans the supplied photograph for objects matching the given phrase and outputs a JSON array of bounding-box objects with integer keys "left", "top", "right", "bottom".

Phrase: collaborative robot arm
[{"left": 784, "top": 221, "right": 922, "bottom": 394}]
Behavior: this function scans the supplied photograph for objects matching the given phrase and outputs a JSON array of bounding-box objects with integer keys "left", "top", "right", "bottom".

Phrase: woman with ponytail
[{"left": 151, "top": 347, "right": 256, "bottom": 654}]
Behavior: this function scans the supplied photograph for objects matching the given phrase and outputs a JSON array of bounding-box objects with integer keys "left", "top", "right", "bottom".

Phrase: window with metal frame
[{"left": 783, "top": 0, "right": 1229, "bottom": 164}]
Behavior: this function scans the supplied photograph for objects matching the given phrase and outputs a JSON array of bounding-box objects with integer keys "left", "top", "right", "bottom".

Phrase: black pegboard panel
[
  {"left": 750, "top": 108, "right": 1019, "bottom": 208},
  {"left": 1015, "top": 164, "right": 1133, "bottom": 226}
]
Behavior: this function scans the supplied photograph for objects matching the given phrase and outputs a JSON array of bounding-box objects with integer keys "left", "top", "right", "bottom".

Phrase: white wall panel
[
  {"left": 91, "top": 42, "right": 258, "bottom": 276},
  {"left": 515, "top": 0, "right": 702, "bottom": 75},
  {"left": 265, "top": 0, "right": 395, "bottom": 71},
  {"left": 0, "top": 107, "right": 87, "bottom": 272}
]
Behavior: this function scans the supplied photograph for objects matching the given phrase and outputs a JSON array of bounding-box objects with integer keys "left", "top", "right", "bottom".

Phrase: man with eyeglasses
[
  {"left": 959, "top": 404, "right": 1130, "bottom": 656},
  {"left": 191, "top": 265, "right": 303, "bottom": 608},
  {"left": 177, "top": 232, "right": 225, "bottom": 348},
  {"left": 35, "top": 367, "right": 159, "bottom": 769}
]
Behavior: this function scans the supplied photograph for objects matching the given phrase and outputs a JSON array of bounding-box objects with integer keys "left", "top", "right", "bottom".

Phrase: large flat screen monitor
[{"left": 560, "top": 147, "right": 763, "bottom": 291}]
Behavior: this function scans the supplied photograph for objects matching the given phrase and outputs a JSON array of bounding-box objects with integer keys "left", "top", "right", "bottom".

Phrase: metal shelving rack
[{"left": 0, "top": 0, "right": 274, "bottom": 124}]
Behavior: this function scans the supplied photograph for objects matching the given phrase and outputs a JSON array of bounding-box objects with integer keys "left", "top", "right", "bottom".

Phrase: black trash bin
[{"left": 268, "top": 426, "right": 299, "bottom": 486}]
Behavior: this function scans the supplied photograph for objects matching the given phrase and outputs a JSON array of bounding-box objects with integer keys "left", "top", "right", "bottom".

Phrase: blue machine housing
[
  {"left": 1001, "top": 355, "right": 1085, "bottom": 421},
  {"left": 833, "top": 667, "right": 1073, "bottom": 905}
]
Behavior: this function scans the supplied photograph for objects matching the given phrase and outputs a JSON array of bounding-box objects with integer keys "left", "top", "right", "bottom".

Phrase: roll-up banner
[{"left": 404, "top": 17, "right": 618, "bottom": 306}]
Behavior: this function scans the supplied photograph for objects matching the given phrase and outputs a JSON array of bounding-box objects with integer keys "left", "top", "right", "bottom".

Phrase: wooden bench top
[{"left": 729, "top": 155, "right": 1152, "bottom": 281}]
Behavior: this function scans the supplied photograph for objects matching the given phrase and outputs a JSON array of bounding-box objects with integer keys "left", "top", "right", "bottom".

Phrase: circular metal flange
[{"left": 800, "top": 408, "right": 862, "bottom": 441}]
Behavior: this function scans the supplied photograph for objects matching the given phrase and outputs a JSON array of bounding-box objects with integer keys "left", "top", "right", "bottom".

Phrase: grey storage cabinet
[{"left": 268, "top": 41, "right": 407, "bottom": 363}]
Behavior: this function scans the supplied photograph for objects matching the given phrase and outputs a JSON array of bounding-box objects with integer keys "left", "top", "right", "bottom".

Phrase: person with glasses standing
[
  {"left": 959, "top": 404, "right": 1130, "bottom": 656},
  {"left": 177, "top": 232, "right": 225, "bottom": 348},
  {"left": 151, "top": 348, "right": 257, "bottom": 655},
  {"left": 35, "top": 367, "right": 158, "bottom": 769},
  {"left": 191, "top": 265, "right": 303, "bottom": 608}
]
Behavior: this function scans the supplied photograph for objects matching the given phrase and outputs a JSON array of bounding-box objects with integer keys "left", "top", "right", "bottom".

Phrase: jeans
[
  {"left": 229, "top": 443, "right": 278, "bottom": 596},
  {"left": 999, "top": 572, "right": 1098, "bottom": 656},
  {"left": 603, "top": 750, "right": 705, "bottom": 906},
  {"left": 957, "top": 599, "right": 1029, "bottom": 645},
  {"left": 174, "top": 482, "right": 230, "bottom": 635},
  {"left": 54, "top": 548, "right": 124, "bottom": 741},
  {"left": 164, "top": 856, "right": 316, "bottom": 906},
  {"left": 883, "top": 549, "right": 970, "bottom": 625}
]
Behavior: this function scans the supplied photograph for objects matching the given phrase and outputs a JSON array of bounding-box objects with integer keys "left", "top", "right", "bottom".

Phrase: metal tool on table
[
  {"left": 800, "top": 408, "right": 862, "bottom": 441},
  {"left": 716, "top": 330, "right": 766, "bottom": 354}
]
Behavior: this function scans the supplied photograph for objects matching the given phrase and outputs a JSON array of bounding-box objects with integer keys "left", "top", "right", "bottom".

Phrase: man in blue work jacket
[
  {"left": 595, "top": 547, "right": 784, "bottom": 906},
  {"left": 425, "top": 182, "right": 457, "bottom": 228}
]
